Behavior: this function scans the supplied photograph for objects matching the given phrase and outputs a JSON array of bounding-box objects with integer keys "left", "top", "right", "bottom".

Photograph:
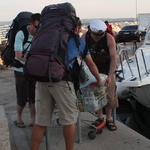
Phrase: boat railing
[
  {"left": 118, "top": 45, "right": 134, "bottom": 80},
  {"left": 117, "top": 42, "right": 137, "bottom": 57},
  {"left": 118, "top": 45, "right": 150, "bottom": 81},
  {"left": 141, "top": 30, "right": 150, "bottom": 47},
  {"left": 135, "top": 48, "right": 150, "bottom": 80}
]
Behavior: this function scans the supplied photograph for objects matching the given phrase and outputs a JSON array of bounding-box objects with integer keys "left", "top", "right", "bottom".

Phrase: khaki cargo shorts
[
  {"left": 105, "top": 74, "right": 118, "bottom": 109},
  {"left": 35, "top": 81, "right": 78, "bottom": 126}
]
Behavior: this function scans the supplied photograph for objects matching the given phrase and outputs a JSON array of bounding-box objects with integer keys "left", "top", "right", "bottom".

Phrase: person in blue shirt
[{"left": 31, "top": 19, "right": 103, "bottom": 150}]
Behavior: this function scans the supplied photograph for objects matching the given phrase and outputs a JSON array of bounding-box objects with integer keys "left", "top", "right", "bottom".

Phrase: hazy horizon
[
  {"left": 0, "top": 17, "right": 135, "bottom": 26},
  {"left": 1, "top": 0, "right": 150, "bottom": 21}
]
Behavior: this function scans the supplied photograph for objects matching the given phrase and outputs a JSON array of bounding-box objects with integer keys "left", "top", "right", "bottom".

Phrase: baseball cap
[{"left": 90, "top": 19, "right": 107, "bottom": 32}]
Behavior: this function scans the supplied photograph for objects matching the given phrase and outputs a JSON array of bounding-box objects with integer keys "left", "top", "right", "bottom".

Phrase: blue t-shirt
[{"left": 68, "top": 36, "right": 90, "bottom": 68}]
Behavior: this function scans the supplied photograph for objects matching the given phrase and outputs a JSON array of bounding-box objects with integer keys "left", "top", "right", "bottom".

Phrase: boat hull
[
  {"left": 129, "top": 84, "right": 150, "bottom": 108},
  {"left": 116, "top": 39, "right": 150, "bottom": 108}
]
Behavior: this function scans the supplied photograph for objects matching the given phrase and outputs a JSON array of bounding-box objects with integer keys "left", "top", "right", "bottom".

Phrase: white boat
[{"left": 116, "top": 30, "right": 150, "bottom": 108}]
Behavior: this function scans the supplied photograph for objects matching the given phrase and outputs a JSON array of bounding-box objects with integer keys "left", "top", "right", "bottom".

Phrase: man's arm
[
  {"left": 84, "top": 54, "right": 103, "bottom": 87},
  {"left": 14, "top": 31, "right": 27, "bottom": 62},
  {"left": 107, "top": 33, "right": 117, "bottom": 86}
]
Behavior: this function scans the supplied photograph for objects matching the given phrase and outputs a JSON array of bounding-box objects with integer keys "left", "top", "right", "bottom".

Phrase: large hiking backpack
[
  {"left": 24, "top": 2, "right": 79, "bottom": 82},
  {"left": 1, "top": 11, "right": 33, "bottom": 67}
]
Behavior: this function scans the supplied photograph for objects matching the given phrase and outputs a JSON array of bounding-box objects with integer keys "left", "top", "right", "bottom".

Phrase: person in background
[
  {"left": 13, "top": 13, "right": 41, "bottom": 128},
  {"left": 105, "top": 20, "right": 114, "bottom": 37},
  {"left": 82, "top": 19, "right": 118, "bottom": 131},
  {"left": 31, "top": 19, "right": 103, "bottom": 150}
]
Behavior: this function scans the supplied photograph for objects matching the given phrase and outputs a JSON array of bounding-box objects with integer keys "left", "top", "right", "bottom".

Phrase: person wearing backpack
[
  {"left": 1, "top": 11, "right": 33, "bottom": 67},
  {"left": 13, "top": 13, "right": 41, "bottom": 128},
  {"left": 31, "top": 18, "right": 103, "bottom": 150},
  {"left": 81, "top": 19, "right": 118, "bottom": 131}
]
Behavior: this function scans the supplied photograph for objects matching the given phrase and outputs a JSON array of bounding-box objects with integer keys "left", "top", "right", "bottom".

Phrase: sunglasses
[
  {"left": 32, "top": 23, "right": 39, "bottom": 29},
  {"left": 92, "top": 31, "right": 105, "bottom": 38}
]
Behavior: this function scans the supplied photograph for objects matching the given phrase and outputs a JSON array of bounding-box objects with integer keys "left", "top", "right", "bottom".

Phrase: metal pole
[
  {"left": 45, "top": 127, "right": 51, "bottom": 150},
  {"left": 135, "top": 0, "right": 138, "bottom": 21},
  {"left": 77, "top": 110, "right": 82, "bottom": 144},
  {"left": 135, "top": 53, "right": 142, "bottom": 81},
  {"left": 141, "top": 49, "right": 148, "bottom": 75},
  {"left": 113, "top": 108, "right": 116, "bottom": 125}
]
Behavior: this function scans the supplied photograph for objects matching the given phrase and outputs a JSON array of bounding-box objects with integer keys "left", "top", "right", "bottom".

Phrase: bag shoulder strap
[
  {"left": 20, "top": 26, "right": 32, "bottom": 57},
  {"left": 82, "top": 43, "right": 88, "bottom": 59},
  {"left": 20, "top": 26, "right": 30, "bottom": 46}
]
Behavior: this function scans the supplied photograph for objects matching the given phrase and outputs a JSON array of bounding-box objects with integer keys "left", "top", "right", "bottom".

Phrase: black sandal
[
  {"left": 14, "top": 120, "right": 26, "bottom": 128},
  {"left": 106, "top": 120, "right": 117, "bottom": 131}
]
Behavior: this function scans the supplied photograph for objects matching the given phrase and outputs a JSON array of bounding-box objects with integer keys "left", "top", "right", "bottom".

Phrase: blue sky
[{"left": 0, "top": 0, "right": 150, "bottom": 21}]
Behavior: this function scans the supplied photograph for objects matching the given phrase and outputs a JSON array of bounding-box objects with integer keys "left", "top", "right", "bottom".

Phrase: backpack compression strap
[
  {"left": 21, "top": 26, "right": 32, "bottom": 57},
  {"left": 20, "top": 26, "right": 30, "bottom": 45},
  {"left": 82, "top": 43, "right": 88, "bottom": 59}
]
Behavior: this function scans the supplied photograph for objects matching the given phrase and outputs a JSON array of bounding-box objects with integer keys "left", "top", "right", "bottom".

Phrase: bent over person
[
  {"left": 13, "top": 13, "right": 41, "bottom": 128},
  {"left": 31, "top": 19, "right": 103, "bottom": 150},
  {"left": 82, "top": 19, "right": 118, "bottom": 131}
]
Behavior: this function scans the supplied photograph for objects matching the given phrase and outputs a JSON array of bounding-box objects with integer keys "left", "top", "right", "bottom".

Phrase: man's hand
[
  {"left": 106, "top": 77, "right": 111, "bottom": 87},
  {"left": 89, "top": 79, "right": 103, "bottom": 88}
]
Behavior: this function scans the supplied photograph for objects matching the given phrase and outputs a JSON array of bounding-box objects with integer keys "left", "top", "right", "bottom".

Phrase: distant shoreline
[
  {"left": 0, "top": 21, "right": 11, "bottom": 26},
  {"left": 0, "top": 18, "right": 135, "bottom": 26},
  {"left": 81, "top": 18, "right": 135, "bottom": 24}
]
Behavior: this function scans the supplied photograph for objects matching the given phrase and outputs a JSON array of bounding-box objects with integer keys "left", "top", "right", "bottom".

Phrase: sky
[{"left": 0, "top": 0, "right": 150, "bottom": 21}]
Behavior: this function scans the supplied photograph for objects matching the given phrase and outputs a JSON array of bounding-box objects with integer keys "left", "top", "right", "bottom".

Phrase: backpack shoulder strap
[
  {"left": 72, "top": 33, "right": 80, "bottom": 49},
  {"left": 20, "top": 26, "right": 29, "bottom": 46},
  {"left": 82, "top": 43, "right": 88, "bottom": 59},
  {"left": 86, "top": 30, "right": 94, "bottom": 52},
  {"left": 20, "top": 26, "right": 32, "bottom": 57}
]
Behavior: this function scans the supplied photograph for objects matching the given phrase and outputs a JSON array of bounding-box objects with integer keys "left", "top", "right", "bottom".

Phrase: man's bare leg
[
  {"left": 105, "top": 107, "right": 117, "bottom": 131},
  {"left": 17, "top": 104, "right": 24, "bottom": 123},
  {"left": 105, "top": 107, "right": 112, "bottom": 121},
  {"left": 31, "top": 124, "right": 45, "bottom": 150},
  {"left": 97, "top": 109, "right": 103, "bottom": 119},
  {"left": 63, "top": 124, "right": 76, "bottom": 150}
]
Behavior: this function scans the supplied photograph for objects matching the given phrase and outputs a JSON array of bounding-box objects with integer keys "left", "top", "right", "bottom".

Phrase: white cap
[{"left": 90, "top": 19, "right": 107, "bottom": 32}]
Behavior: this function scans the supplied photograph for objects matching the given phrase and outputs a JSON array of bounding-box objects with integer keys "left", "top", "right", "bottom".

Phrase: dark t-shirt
[{"left": 86, "top": 32, "right": 110, "bottom": 74}]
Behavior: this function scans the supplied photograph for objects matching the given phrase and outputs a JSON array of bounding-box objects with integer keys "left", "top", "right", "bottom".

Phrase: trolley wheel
[
  {"left": 56, "top": 118, "right": 62, "bottom": 126},
  {"left": 88, "top": 131, "right": 96, "bottom": 140},
  {"left": 97, "top": 129, "right": 103, "bottom": 134}
]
